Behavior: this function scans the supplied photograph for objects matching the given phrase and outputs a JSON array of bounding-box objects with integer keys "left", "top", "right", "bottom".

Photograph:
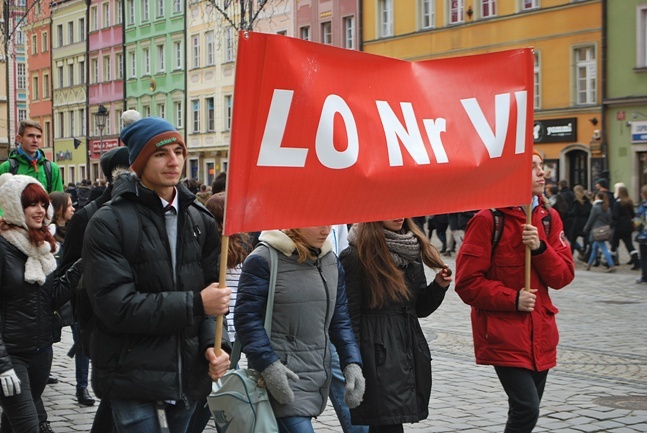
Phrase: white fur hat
[{"left": 0, "top": 173, "right": 53, "bottom": 229}]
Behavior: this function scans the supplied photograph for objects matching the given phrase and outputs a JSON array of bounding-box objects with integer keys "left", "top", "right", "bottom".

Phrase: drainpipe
[{"left": 601, "top": 0, "right": 608, "bottom": 175}]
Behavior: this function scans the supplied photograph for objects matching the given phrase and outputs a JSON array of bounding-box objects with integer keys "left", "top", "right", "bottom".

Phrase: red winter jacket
[{"left": 455, "top": 201, "right": 574, "bottom": 371}]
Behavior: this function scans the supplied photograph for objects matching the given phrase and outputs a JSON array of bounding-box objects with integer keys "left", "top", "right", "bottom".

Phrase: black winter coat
[
  {"left": 82, "top": 172, "right": 225, "bottom": 402},
  {"left": 339, "top": 246, "right": 447, "bottom": 426},
  {"left": 0, "top": 236, "right": 82, "bottom": 373}
]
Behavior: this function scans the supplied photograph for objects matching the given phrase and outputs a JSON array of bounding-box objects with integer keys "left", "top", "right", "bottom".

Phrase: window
[
  {"left": 449, "top": 0, "right": 464, "bottom": 24},
  {"left": 173, "top": 0, "right": 182, "bottom": 13},
  {"left": 75, "top": 60, "right": 84, "bottom": 85},
  {"left": 44, "top": 121, "right": 51, "bottom": 147},
  {"left": 206, "top": 31, "right": 215, "bottom": 65},
  {"left": 224, "top": 95, "right": 232, "bottom": 130},
  {"left": 127, "top": 0, "right": 135, "bottom": 24},
  {"left": 206, "top": 97, "right": 215, "bottom": 131},
  {"left": 300, "top": 26, "right": 310, "bottom": 41},
  {"left": 192, "top": 100, "right": 200, "bottom": 132},
  {"left": 574, "top": 46, "right": 596, "bottom": 105},
  {"left": 103, "top": 2, "right": 110, "bottom": 27},
  {"left": 31, "top": 35, "right": 37, "bottom": 54},
  {"left": 321, "top": 22, "right": 332, "bottom": 45},
  {"left": 157, "top": 0, "right": 164, "bottom": 17},
  {"left": 175, "top": 101, "right": 183, "bottom": 129},
  {"left": 158, "top": 104, "right": 165, "bottom": 119},
  {"left": 32, "top": 76, "right": 39, "bottom": 100},
  {"left": 157, "top": 44, "right": 165, "bottom": 72},
  {"left": 57, "top": 24, "right": 63, "bottom": 47},
  {"left": 91, "top": 6, "right": 99, "bottom": 31},
  {"left": 103, "top": 55, "right": 111, "bottom": 81},
  {"left": 91, "top": 58, "right": 99, "bottom": 83},
  {"left": 68, "top": 21, "right": 74, "bottom": 44},
  {"left": 638, "top": 4, "right": 647, "bottom": 68},
  {"left": 533, "top": 52, "right": 540, "bottom": 109},
  {"left": 192, "top": 35, "right": 200, "bottom": 68},
  {"left": 522, "top": 0, "right": 539, "bottom": 9},
  {"left": 57, "top": 65, "right": 63, "bottom": 88},
  {"left": 116, "top": 0, "right": 123, "bottom": 24},
  {"left": 421, "top": 0, "right": 435, "bottom": 29},
  {"left": 58, "top": 112, "right": 65, "bottom": 138},
  {"left": 143, "top": 47, "right": 150, "bottom": 75},
  {"left": 80, "top": 108, "right": 86, "bottom": 135},
  {"left": 143, "top": 105, "right": 151, "bottom": 118},
  {"left": 16, "top": 28, "right": 23, "bottom": 45},
  {"left": 79, "top": 18, "right": 85, "bottom": 41},
  {"left": 17, "top": 63, "right": 25, "bottom": 89},
  {"left": 115, "top": 109, "right": 122, "bottom": 130},
  {"left": 43, "top": 74, "right": 50, "bottom": 98},
  {"left": 143, "top": 0, "right": 149, "bottom": 21},
  {"left": 224, "top": 27, "right": 234, "bottom": 62},
  {"left": 481, "top": 0, "right": 496, "bottom": 18},
  {"left": 18, "top": 110, "right": 27, "bottom": 123},
  {"left": 116, "top": 53, "right": 123, "bottom": 79},
  {"left": 68, "top": 63, "right": 74, "bottom": 86},
  {"left": 343, "top": 16, "right": 355, "bottom": 49},
  {"left": 129, "top": 51, "right": 136, "bottom": 77},
  {"left": 174, "top": 41, "right": 182, "bottom": 69},
  {"left": 70, "top": 109, "right": 75, "bottom": 137},
  {"left": 379, "top": 0, "right": 393, "bottom": 37},
  {"left": 42, "top": 32, "right": 48, "bottom": 52}
]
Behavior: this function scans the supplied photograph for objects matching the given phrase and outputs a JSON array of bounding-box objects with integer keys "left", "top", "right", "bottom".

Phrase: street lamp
[{"left": 95, "top": 104, "right": 108, "bottom": 178}]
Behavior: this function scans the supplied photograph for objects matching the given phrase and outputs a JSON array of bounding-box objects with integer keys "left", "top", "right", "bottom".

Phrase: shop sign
[
  {"left": 632, "top": 121, "right": 647, "bottom": 144},
  {"left": 533, "top": 118, "right": 577, "bottom": 143}
]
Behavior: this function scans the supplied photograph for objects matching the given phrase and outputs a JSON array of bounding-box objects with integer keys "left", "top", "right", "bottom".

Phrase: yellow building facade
[{"left": 362, "top": 0, "right": 603, "bottom": 189}]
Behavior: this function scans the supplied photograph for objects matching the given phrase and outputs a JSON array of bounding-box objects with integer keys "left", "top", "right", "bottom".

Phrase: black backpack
[
  {"left": 9, "top": 158, "right": 53, "bottom": 192},
  {"left": 490, "top": 208, "right": 552, "bottom": 253},
  {"left": 76, "top": 198, "right": 208, "bottom": 358}
]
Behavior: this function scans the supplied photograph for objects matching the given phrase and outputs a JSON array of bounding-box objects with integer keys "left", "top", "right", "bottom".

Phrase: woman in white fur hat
[{"left": 0, "top": 173, "right": 82, "bottom": 433}]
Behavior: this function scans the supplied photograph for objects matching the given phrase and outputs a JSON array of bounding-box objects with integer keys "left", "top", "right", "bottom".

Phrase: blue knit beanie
[{"left": 120, "top": 112, "right": 186, "bottom": 176}]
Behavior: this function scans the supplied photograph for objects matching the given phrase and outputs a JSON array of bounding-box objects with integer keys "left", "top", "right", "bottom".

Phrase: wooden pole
[
  {"left": 214, "top": 235, "right": 230, "bottom": 355},
  {"left": 524, "top": 203, "right": 532, "bottom": 293}
]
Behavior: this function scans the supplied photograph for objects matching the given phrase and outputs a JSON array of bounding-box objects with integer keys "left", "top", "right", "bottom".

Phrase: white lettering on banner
[
  {"left": 461, "top": 91, "right": 528, "bottom": 158},
  {"left": 316, "top": 94, "right": 359, "bottom": 169},
  {"left": 422, "top": 118, "right": 449, "bottom": 163},
  {"left": 376, "top": 101, "right": 431, "bottom": 166},
  {"left": 257, "top": 89, "right": 308, "bottom": 167}
]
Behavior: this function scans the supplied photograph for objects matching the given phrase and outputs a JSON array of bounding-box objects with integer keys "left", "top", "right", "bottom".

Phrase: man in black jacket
[{"left": 82, "top": 111, "right": 231, "bottom": 433}]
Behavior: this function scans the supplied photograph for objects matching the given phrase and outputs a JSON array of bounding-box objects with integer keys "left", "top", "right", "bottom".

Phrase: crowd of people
[{"left": 0, "top": 116, "right": 641, "bottom": 433}]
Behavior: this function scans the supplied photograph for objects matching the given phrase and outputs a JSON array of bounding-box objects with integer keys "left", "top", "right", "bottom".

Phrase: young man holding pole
[
  {"left": 82, "top": 112, "right": 231, "bottom": 433},
  {"left": 455, "top": 150, "right": 574, "bottom": 433}
]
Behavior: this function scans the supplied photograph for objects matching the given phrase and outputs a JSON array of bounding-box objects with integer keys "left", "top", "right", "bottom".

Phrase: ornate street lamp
[{"left": 95, "top": 104, "right": 108, "bottom": 178}]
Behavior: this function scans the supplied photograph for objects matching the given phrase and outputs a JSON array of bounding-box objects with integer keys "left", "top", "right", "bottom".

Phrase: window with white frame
[
  {"left": 379, "top": 0, "right": 393, "bottom": 37},
  {"left": 175, "top": 101, "right": 183, "bottom": 129},
  {"left": 127, "top": 0, "right": 135, "bottom": 24},
  {"left": 32, "top": 76, "right": 39, "bottom": 100},
  {"left": 70, "top": 109, "right": 75, "bottom": 137},
  {"left": 18, "top": 109, "right": 27, "bottom": 123},
  {"left": 44, "top": 121, "right": 50, "bottom": 147},
  {"left": 638, "top": 4, "right": 647, "bottom": 68},
  {"left": 115, "top": 109, "right": 122, "bottom": 130},
  {"left": 481, "top": 0, "right": 496, "bottom": 18},
  {"left": 207, "top": 97, "right": 215, "bottom": 131},
  {"left": 116, "top": 53, "right": 123, "bottom": 79},
  {"left": 68, "top": 63, "right": 74, "bottom": 86},
  {"left": 79, "top": 18, "right": 85, "bottom": 41},
  {"left": 449, "top": 0, "right": 464, "bottom": 24},
  {"left": 129, "top": 52, "right": 136, "bottom": 77},
  {"left": 92, "top": 58, "right": 98, "bottom": 83},
  {"left": 79, "top": 59, "right": 85, "bottom": 84},
  {"left": 421, "top": 0, "right": 435, "bottom": 29},
  {"left": 224, "top": 95, "right": 232, "bottom": 130},
  {"left": 174, "top": 41, "right": 182, "bottom": 69},
  {"left": 192, "top": 99, "right": 200, "bottom": 133},
  {"left": 43, "top": 74, "right": 49, "bottom": 98},
  {"left": 225, "top": 27, "right": 234, "bottom": 62},
  {"left": 17, "top": 63, "right": 25, "bottom": 89},
  {"left": 57, "top": 65, "right": 63, "bottom": 88},
  {"left": 157, "top": 44, "right": 165, "bottom": 72},
  {"left": 57, "top": 24, "right": 63, "bottom": 47},
  {"left": 574, "top": 45, "right": 596, "bottom": 105},
  {"left": 192, "top": 35, "right": 200, "bottom": 68},
  {"left": 522, "top": 0, "right": 539, "bottom": 9},
  {"left": 143, "top": 0, "right": 150, "bottom": 21},
  {"left": 80, "top": 108, "right": 86, "bottom": 135},
  {"left": 157, "top": 0, "right": 164, "bottom": 17},
  {"left": 533, "top": 51, "right": 540, "bottom": 109},
  {"left": 173, "top": 0, "right": 182, "bottom": 13},
  {"left": 103, "top": 55, "right": 111, "bottom": 81},
  {"left": 16, "top": 28, "right": 24, "bottom": 45},
  {"left": 143, "top": 105, "right": 151, "bottom": 118},
  {"left": 31, "top": 34, "right": 37, "bottom": 54},
  {"left": 58, "top": 112, "right": 64, "bottom": 137},
  {"left": 68, "top": 21, "right": 74, "bottom": 44},
  {"left": 42, "top": 32, "right": 48, "bottom": 52},
  {"left": 116, "top": 0, "right": 123, "bottom": 24},
  {"left": 206, "top": 31, "right": 215, "bottom": 65},
  {"left": 158, "top": 103, "right": 165, "bottom": 119},
  {"left": 300, "top": 26, "right": 310, "bottom": 41},
  {"left": 321, "top": 22, "right": 332, "bottom": 45},
  {"left": 343, "top": 16, "right": 355, "bottom": 49},
  {"left": 103, "top": 2, "right": 110, "bottom": 27},
  {"left": 143, "top": 47, "right": 150, "bottom": 75}
]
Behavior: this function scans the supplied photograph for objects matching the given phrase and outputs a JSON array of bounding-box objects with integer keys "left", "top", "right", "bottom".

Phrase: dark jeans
[
  {"left": 0, "top": 348, "right": 52, "bottom": 433},
  {"left": 111, "top": 399, "right": 197, "bottom": 433},
  {"left": 640, "top": 244, "right": 647, "bottom": 281},
  {"left": 71, "top": 323, "right": 90, "bottom": 390},
  {"left": 494, "top": 367, "right": 548, "bottom": 433}
]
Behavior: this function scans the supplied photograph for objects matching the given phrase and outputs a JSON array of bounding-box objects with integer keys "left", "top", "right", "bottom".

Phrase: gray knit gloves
[
  {"left": 261, "top": 361, "right": 300, "bottom": 404},
  {"left": 343, "top": 363, "right": 365, "bottom": 408}
]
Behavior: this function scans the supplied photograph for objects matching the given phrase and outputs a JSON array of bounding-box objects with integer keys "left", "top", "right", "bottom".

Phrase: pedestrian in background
[
  {"left": 0, "top": 174, "right": 82, "bottom": 433},
  {"left": 611, "top": 185, "right": 639, "bottom": 269},
  {"left": 584, "top": 191, "right": 616, "bottom": 273},
  {"left": 567, "top": 185, "right": 592, "bottom": 260},
  {"left": 634, "top": 185, "right": 647, "bottom": 284},
  {"left": 455, "top": 150, "right": 574, "bottom": 433},
  {"left": 340, "top": 218, "right": 452, "bottom": 433}
]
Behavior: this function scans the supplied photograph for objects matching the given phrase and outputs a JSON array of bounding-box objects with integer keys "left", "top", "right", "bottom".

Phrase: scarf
[
  {"left": 348, "top": 226, "right": 421, "bottom": 267},
  {"left": 16, "top": 147, "right": 42, "bottom": 172},
  {"left": 0, "top": 228, "right": 57, "bottom": 285}
]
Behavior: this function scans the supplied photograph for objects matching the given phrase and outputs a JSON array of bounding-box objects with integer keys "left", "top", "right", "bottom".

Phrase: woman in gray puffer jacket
[
  {"left": 584, "top": 191, "right": 616, "bottom": 272},
  {"left": 235, "top": 227, "right": 364, "bottom": 433}
]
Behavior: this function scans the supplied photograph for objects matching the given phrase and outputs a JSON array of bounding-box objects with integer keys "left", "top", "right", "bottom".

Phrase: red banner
[{"left": 224, "top": 32, "right": 534, "bottom": 235}]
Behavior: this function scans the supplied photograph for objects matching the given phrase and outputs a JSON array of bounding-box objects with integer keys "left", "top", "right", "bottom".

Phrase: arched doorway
[{"left": 562, "top": 146, "right": 589, "bottom": 188}]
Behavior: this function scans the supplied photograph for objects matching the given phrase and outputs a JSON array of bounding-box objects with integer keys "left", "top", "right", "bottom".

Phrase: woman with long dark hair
[
  {"left": 0, "top": 174, "right": 81, "bottom": 433},
  {"left": 339, "top": 218, "right": 452, "bottom": 433},
  {"left": 611, "top": 186, "right": 639, "bottom": 269}
]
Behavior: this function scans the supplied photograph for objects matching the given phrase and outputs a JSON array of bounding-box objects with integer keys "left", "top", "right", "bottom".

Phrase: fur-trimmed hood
[{"left": 258, "top": 229, "right": 333, "bottom": 258}]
